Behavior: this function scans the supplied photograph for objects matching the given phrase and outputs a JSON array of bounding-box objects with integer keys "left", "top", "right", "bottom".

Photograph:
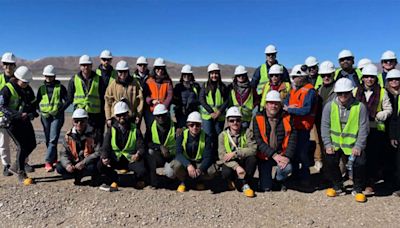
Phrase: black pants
[
  {"left": 9, "top": 120, "right": 36, "bottom": 173},
  {"left": 324, "top": 149, "right": 366, "bottom": 192},
  {"left": 88, "top": 113, "right": 105, "bottom": 146},
  {"left": 145, "top": 149, "right": 173, "bottom": 186},
  {"left": 365, "top": 128, "right": 385, "bottom": 186},
  {"left": 221, "top": 156, "right": 257, "bottom": 186},
  {"left": 56, "top": 162, "right": 98, "bottom": 180},
  {"left": 97, "top": 156, "right": 146, "bottom": 184}
]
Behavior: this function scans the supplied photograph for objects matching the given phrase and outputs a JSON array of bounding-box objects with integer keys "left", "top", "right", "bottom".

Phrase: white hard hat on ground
[
  {"left": 265, "top": 90, "right": 282, "bottom": 102},
  {"left": 14, "top": 66, "right": 32, "bottom": 83},
  {"left": 153, "top": 58, "right": 166, "bottom": 67},
  {"left": 153, "top": 104, "right": 168, "bottom": 115},
  {"left": 334, "top": 78, "right": 354, "bottom": 92},
  {"left": 72, "top": 108, "right": 88, "bottom": 119},
  {"left": 136, "top": 56, "right": 148, "bottom": 65},
  {"left": 264, "top": 45, "right": 277, "bottom": 54},
  {"left": 100, "top": 50, "right": 112, "bottom": 59},
  {"left": 43, "top": 65, "right": 56, "bottom": 76},
  {"left": 116, "top": 60, "right": 129, "bottom": 71},
  {"left": 318, "top": 61, "right": 335, "bottom": 74},
  {"left": 181, "top": 64, "right": 193, "bottom": 74},
  {"left": 79, "top": 55, "right": 92, "bottom": 65},
  {"left": 1, "top": 52, "right": 16, "bottom": 63},
  {"left": 338, "top": 49, "right": 354, "bottom": 60},
  {"left": 357, "top": 58, "right": 372, "bottom": 69},
  {"left": 381, "top": 50, "right": 397, "bottom": 60},
  {"left": 234, "top": 65, "right": 247, "bottom": 75},
  {"left": 114, "top": 101, "right": 130, "bottom": 115},
  {"left": 386, "top": 69, "right": 400, "bottom": 79},
  {"left": 187, "top": 111, "right": 202, "bottom": 124},
  {"left": 269, "top": 64, "right": 283, "bottom": 74},
  {"left": 208, "top": 63, "right": 220, "bottom": 72},
  {"left": 226, "top": 106, "right": 242, "bottom": 118},
  {"left": 290, "top": 64, "right": 307, "bottom": 77},
  {"left": 305, "top": 56, "right": 318, "bottom": 67},
  {"left": 361, "top": 64, "right": 378, "bottom": 76}
]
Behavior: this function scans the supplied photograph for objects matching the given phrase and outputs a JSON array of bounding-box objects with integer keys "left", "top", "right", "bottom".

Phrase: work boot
[
  {"left": 227, "top": 180, "right": 236, "bottom": 191},
  {"left": 3, "top": 165, "right": 12, "bottom": 176},
  {"left": 25, "top": 163, "right": 35, "bottom": 173}
]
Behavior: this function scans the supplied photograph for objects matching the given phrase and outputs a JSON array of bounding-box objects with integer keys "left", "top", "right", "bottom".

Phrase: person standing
[{"left": 96, "top": 50, "right": 117, "bottom": 87}]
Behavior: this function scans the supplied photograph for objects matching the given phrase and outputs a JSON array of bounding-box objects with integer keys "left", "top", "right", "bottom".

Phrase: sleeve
[
  {"left": 217, "top": 132, "right": 239, "bottom": 169},
  {"left": 104, "top": 84, "right": 114, "bottom": 120},
  {"left": 162, "top": 81, "right": 174, "bottom": 109},
  {"left": 60, "top": 137, "right": 73, "bottom": 167},
  {"left": 218, "top": 84, "right": 230, "bottom": 113},
  {"left": 175, "top": 133, "right": 191, "bottom": 168},
  {"left": 100, "top": 128, "right": 112, "bottom": 159},
  {"left": 287, "top": 89, "right": 317, "bottom": 116},
  {"left": 60, "top": 84, "right": 71, "bottom": 112},
  {"left": 199, "top": 134, "right": 213, "bottom": 172},
  {"left": 135, "top": 83, "right": 144, "bottom": 119},
  {"left": 236, "top": 128, "right": 257, "bottom": 158},
  {"left": 250, "top": 66, "right": 261, "bottom": 89},
  {"left": 354, "top": 103, "right": 370, "bottom": 151},
  {"left": 199, "top": 84, "right": 214, "bottom": 113},
  {"left": 320, "top": 101, "right": 333, "bottom": 149},
  {"left": 375, "top": 90, "right": 392, "bottom": 121},
  {"left": 283, "top": 118, "right": 297, "bottom": 159},
  {"left": 67, "top": 77, "right": 76, "bottom": 109},
  {"left": 135, "top": 130, "right": 145, "bottom": 157},
  {"left": 282, "top": 66, "right": 290, "bottom": 82}
]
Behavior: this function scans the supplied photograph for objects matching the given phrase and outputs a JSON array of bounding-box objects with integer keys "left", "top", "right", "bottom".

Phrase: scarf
[
  {"left": 266, "top": 112, "right": 279, "bottom": 150},
  {"left": 356, "top": 83, "right": 381, "bottom": 120},
  {"left": 234, "top": 81, "right": 250, "bottom": 95}
]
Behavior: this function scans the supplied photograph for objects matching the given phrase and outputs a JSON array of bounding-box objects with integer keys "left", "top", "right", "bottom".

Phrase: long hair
[
  {"left": 150, "top": 67, "right": 171, "bottom": 81},
  {"left": 179, "top": 73, "right": 195, "bottom": 83},
  {"left": 205, "top": 71, "right": 223, "bottom": 93}
]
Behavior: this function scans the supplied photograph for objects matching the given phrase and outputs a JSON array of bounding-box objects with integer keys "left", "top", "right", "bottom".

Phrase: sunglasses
[
  {"left": 155, "top": 67, "right": 165, "bottom": 70},
  {"left": 2, "top": 62, "right": 15, "bottom": 66},
  {"left": 137, "top": 64, "right": 147, "bottom": 67},
  {"left": 118, "top": 70, "right": 128, "bottom": 74},
  {"left": 339, "top": 57, "right": 353, "bottom": 62},
  {"left": 81, "top": 64, "right": 91, "bottom": 67},
  {"left": 383, "top": 59, "right": 396, "bottom": 64},
  {"left": 270, "top": 74, "right": 281, "bottom": 78},
  {"left": 228, "top": 118, "right": 241, "bottom": 123},
  {"left": 155, "top": 114, "right": 168, "bottom": 118},
  {"left": 74, "top": 118, "right": 87, "bottom": 124},
  {"left": 236, "top": 74, "right": 247, "bottom": 78},
  {"left": 116, "top": 112, "right": 128, "bottom": 118},
  {"left": 101, "top": 58, "right": 112, "bottom": 62},
  {"left": 266, "top": 53, "right": 276, "bottom": 57},
  {"left": 362, "top": 75, "right": 376, "bottom": 79},
  {"left": 188, "top": 123, "right": 201, "bottom": 128},
  {"left": 308, "top": 66, "right": 318, "bottom": 70},
  {"left": 322, "top": 74, "right": 332, "bottom": 78},
  {"left": 337, "top": 92, "right": 351, "bottom": 96}
]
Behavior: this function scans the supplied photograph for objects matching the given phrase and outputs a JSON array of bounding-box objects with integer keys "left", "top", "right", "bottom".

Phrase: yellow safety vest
[
  {"left": 73, "top": 74, "right": 101, "bottom": 113},
  {"left": 39, "top": 84, "right": 61, "bottom": 117},
  {"left": 222, "top": 130, "right": 247, "bottom": 153},
  {"left": 151, "top": 120, "right": 176, "bottom": 156},
  {"left": 230, "top": 89, "right": 254, "bottom": 122},
  {"left": 260, "top": 82, "right": 291, "bottom": 109},
  {"left": 111, "top": 123, "right": 137, "bottom": 161},
  {"left": 353, "top": 87, "right": 386, "bottom": 131},
  {"left": 96, "top": 68, "right": 117, "bottom": 86},
  {"left": 200, "top": 86, "right": 225, "bottom": 121},
  {"left": 182, "top": 129, "right": 205, "bottom": 161},
  {"left": 5, "top": 83, "right": 21, "bottom": 111}
]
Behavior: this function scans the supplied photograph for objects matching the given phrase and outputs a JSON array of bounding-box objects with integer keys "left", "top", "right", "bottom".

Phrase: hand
[
  {"left": 135, "top": 117, "right": 140, "bottom": 124},
  {"left": 21, "top": 112, "right": 28, "bottom": 120},
  {"left": 325, "top": 146, "right": 335, "bottom": 155},
  {"left": 187, "top": 165, "right": 197, "bottom": 178},
  {"left": 102, "top": 158, "right": 110, "bottom": 166},
  {"left": 224, "top": 152, "right": 236, "bottom": 162},
  {"left": 210, "top": 112, "right": 218, "bottom": 119},
  {"left": 391, "top": 139, "right": 398, "bottom": 148},
  {"left": 195, "top": 168, "right": 202, "bottom": 177},
  {"left": 74, "top": 161, "right": 85, "bottom": 170},
  {"left": 152, "top": 99, "right": 160, "bottom": 105},
  {"left": 66, "top": 164, "right": 75, "bottom": 173},
  {"left": 176, "top": 128, "right": 183, "bottom": 137},
  {"left": 352, "top": 147, "right": 361, "bottom": 156},
  {"left": 107, "top": 119, "right": 112, "bottom": 127},
  {"left": 131, "top": 153, "right": 140, "bottom": 162},
  {"left": 160, "top": 145, "right": 170, "bottom": 158},
  {"left": 235, "top": 166, "right": 246, "bottom": 179},
  {"left": 283, "top": 105, "right": 288, "bottom": 112}
]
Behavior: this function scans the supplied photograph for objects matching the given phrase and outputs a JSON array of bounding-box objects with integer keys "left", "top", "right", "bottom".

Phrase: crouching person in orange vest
[
  {"left": 56, "top": 108, "right": 100, "bottom": 185},
  {"left": 218, "top": 107, "right": 257, "bottom": 197},
  {"left": 97, "top": 101, "right": 147, "bottom": 191},
  {"left": 255, "top": 91, "right": 297, "bottom": 192},
  {"left": 170, "top": 111, "right": 217, "bottom": 192}
]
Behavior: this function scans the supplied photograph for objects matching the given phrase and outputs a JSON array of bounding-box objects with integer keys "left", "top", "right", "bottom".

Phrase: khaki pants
[
  {"left": 170, "top": 159, "right": 217, "bottom": 182},
  {"left": 310, "top": 124, "right": 323, "bottom": 162}
]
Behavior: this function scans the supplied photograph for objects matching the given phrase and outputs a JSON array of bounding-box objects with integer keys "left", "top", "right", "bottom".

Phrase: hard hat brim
[
  {"left": 80, "top": 61, "right": 92, "bottom": 65},
  {"left": 116, "top": 67, "right": 129, "bottom": 71},
  {"left": 43, "top": 73, "right": 56, "bottom": 76}
]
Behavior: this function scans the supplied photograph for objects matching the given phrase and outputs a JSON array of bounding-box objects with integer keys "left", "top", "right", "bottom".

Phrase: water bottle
[{"left": 346, "top": 155, "right": 355, "bottom": 178}]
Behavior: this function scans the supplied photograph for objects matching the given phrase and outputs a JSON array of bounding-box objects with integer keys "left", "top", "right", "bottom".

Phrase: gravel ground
[{"left": 0, "top": 116, "right": 399, "bottom": 227}]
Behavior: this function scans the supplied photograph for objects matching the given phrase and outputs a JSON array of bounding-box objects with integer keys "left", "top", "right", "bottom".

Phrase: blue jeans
[
  {"left": 41, "top": 113, "right": 64, "bottom": 163},
  {"left": 202, "top": 119, "right": 224, "bottom": 137},
  {"left": 258, "top": 159, "right": 292, "bottom": 190},
  {"left": 292, "top": 130, "right": 311, "bottom": 180}
]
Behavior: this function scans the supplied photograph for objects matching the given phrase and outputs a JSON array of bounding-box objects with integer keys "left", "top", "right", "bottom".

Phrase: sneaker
[
  {"left": 44, "top": 163, "right": 54, "bottom": 172},
  {"left": 242, "top": 184, "right": 255, "bottom": 198},
  {"left": 177, "top": 183, "right": 186, "bottom": 193},
  {"left": 354, "top": 192, "right": 367, "bottom": 203},
  {"left": 3, "top": 165, "right": 12, "bottom": 176},
  {"left": 99, "top": 182, "right": 118, "bottom": 192},
  {"left": 392, "top": 190, "right": 400, "bottom": 197},
  {"left": 363, "top": 186, "right": 375, "bottom": 196},
  {"left": 25, "top": 163, "right": 35, "bottom": 173},
  {"left": 326, "top": 188, "right": 345, "bottom": 197}
]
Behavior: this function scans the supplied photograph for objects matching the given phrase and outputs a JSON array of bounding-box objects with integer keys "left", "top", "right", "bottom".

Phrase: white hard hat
[
  {"left": 153, "top": 104, "right": 168, "bottom": 115},
  {"left": 181, "top": 64, "right": 193, "bottom": 74},
  {"left": 207, "top": 63, "right": 220, "bottom": 72},
  {"left": 386, "top": 69, "right": 400, "bottom": 79},
  {"left": 265, "top": 90, "right": 282, "bottom": 102},
  {"left": 226, "top": 106, "right": 242, "bottom": 118},
  {"left": 100, "top": 50, "right": 112, "bottom": 59},
  {"left": 72, "top": 108, "right": 88, "bottom": 119},
  {"left": 381, "top": 50, "right": 397, "bottom": 60},
  {"left": 305, "top": 56, "right": 318, "bottom": 67},
  {"left": 114, "top": 101, "right": 130, "bottom": 115},
  {"left": 361, "top": 63, "right": 378, "bottom": 76},
  {"left": 338, "top": 49, "right": 354, "bottom": 60},
  {"left": 234, "top": 65, "right": 247, "bottom": 75},
  {"left": 153, "top": 58, "right": 166, "bottom": 67},
  {"left": 79, "top": 55, "right": 92, "bottom": 65},
  {"left": 264, "top": 45, "right": 277, "bottom": 54},
  {"left": 136, "top": 56, "right": 148, "bottom": 65},
  {"left": 1, "top": 52, "right": 16, "bottom": 63},
  {"left": 14, "top": 66, "right": 32, "bottom": 83},
  {"left": 357, "top": 58, "right": 372, "bottom": 69},
  {"left": 318, "top": 61, "right": 335, "bottom": 74},
  {"left": 43, "top": 65, "right": 56, "bottom": 76},
  {"left": 115, "top": 60, "right": 129, "bottom": 71},
  {"left": 290, "top": 64, "right": 307, "bottom": 77},
  {"left": 269, "top": 64, "right": 283, "bottom": 74},
  {"left": 334, "top": 78, "right": 354, "bottom": 93},
  {"left": 187, "top": 111, "right": 202, "bottom": 124}
]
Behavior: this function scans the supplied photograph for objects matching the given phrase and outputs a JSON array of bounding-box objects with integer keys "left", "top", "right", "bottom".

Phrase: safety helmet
[
  {"left": 116, "top": 60, "right": 129, "bottom": 71},
  {"left": 43, "top": 65, "right": 56, "bottom": 76},
  {"left": 290, "top": 64, "right": 307, "bottom": 77},
  {"left": 1, "top": 52, "right": 16, "bottom": 63},
  {"left": 318, "top": 61, "right": 335, "bottom": 74},
  {"left": 305, "top": 56, "right": 318, "bottom": 67},
  {"left": 234, "top": 65, "right": 247, "bottom": 75},
  {"left": 72, "top": 108, "right": 88, "bottom": 119},
  {"left": 113, "top": 101, "right": 130, "bottom": 115},
  {"left": 338, "top": 49, "right": 354, "bottom": 60},
  {"left": 79, "top": 55, "right": 92, "bottom": 65},
  {"left": 381, "top": 50, "right": 397, "bottom": 60},
  {"left": 334, "top": 78, "right": 354, "bottom": 93},
  {"left": 187, "top": 111, "right": 202, "bottom": 123},
  {"left": 100, "top": 50, "right": 112, "bottom": 59},
  {"left": 136, "top": 56, "right": 148, "bottom": 65},
  {"left": 264, "top": 45, "right": 277, "bottom": 54},
  {"left": 226, "top": 106, "right": 242, "bottom": 118},
  {"left": 265, "top": 90, "right": 281, "bottom": 102},
  {"left": 153, "top": 58, "right": 166, "bottom": 67},
  {"left": 386, "top": 69, "right": 400, "bottom": 79},
  {"left": 269, "top": 64, "right": 283, "bottom": 74},
  {"left": 357, "top": 58, "right": 372, "bottom": 69},
  {"left": 153, "top": 104, "right": 169, "bottom": 115},
  {"left": 361, "top": 64, "right": 378, "bottom": 76},
  {"left": 14, "top": 66, "right": 32, "bottom": 83},
  {"left": 207, "top": 63, "right": 220, "bottom": 72},
  {"left": 181, "top": 64, "right": 193, "bottom": 74}
]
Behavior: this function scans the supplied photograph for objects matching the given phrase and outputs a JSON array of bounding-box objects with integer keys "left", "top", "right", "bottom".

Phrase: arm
[
  {"left": 135, "top": 83, "right": 144, "bottom": 119},
  {"left": 199, "top": 84, "right": 214, "bottom": 113},
  {"left": 145, "top": 127, "right": 161, "bottom": 151},
  {"left": 218, "top": 84, "right": 230, "bottom": 113},
  {"left": 60, "top": 138, "right": 73, "bottom": 167},
  {"left": 100, "top": 128, "right": 112, "bottom": 159},
  {"left": 283, "top": 119, "right": 297, "bottom": 159},
  {"left": 60, "top": 84, "right": 71, "bottom": 112},
  {"left": 67, "top": 77, "right": 75, "bottom": 109},
  {"left": 162, "top": 81, "right": 173, "bottom": 109},
  {"left": 376, "top": 90, "right": 392, "bottom": 121},
  {"left": 199, "top": 135, "right": 213, "bottom": 172},
  {"left": 320, "top": 101, "right": 333, "bottom": 149},
  {"left": 175, "top": 133, "right": 191, "bottom": 168},
  {"left": 236, "top": 128, "right": 257, "bottom": 157},
  {"left": 135, "top": 130, "right": 145, "bottom": 157},
  {"left": 104, "top": 84, "right": 114, "bottom": 120},
  {"left": 250, "top": 66, "right": 261, "bottom": 89},
  {"left": 287, "top": 89, "right": 317, "bottom": 116},
  {"left": 354, "top": 103, "right": 369, "bottom": 151}
]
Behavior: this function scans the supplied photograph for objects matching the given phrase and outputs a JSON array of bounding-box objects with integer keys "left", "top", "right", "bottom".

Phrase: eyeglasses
[
  {"left": 74, "top": 119, "right": 87, "bottom": 124},
  {"left": 101, "top": 58, "right": 112, "bottom": 62},
  {"left": 116, "top": 112, "right": 128, "bottom": 118},
  {"left": 236, "top": 74, "right": 247, "bottom": 78},
  {"left": 322, "top": 74, "right": 332, "bottom": 78},
  {"left": 337, "top": 92, "right": 351, "bottom": 96},
  {"left": 228, "top": 118, "right": 241, "bottom": 123},
  {"left": 188, "top": 123, "right": 201, "bottom": 128},
  {"left": 339, "top": 57, "right": 353, "bottom": 62}
]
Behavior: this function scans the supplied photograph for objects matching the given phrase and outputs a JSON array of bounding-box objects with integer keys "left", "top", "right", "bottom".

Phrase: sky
[{"left": 1, "top": 0, "right": 399, "bottom": 68}]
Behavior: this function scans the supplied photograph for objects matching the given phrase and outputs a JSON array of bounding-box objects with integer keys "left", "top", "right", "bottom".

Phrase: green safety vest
[
  {"left": 257, "top": 63, "right": 270, "bottom": 95},
  {"left": 151, "top": 120, "right": 176, "bottom": 156},
  {"left": 231, "top": 89, "right": 254, "bottom": 122},
  {"left": 39, "top": 84, "right": 61, "bottom": 117},
  {"left": 376, "top": 73, "right": 385, "bottom": 88},
  {"left": 111, "top": 123, "right": 137, "bottom": 161},
  {"left": 0, "top": 74, "right": 7, "bottom": 90},
  {"left": 73, "top": 74, "right": 101, "bottom": 113},
  {"left": 330, "top": 102, "right": 361, "bottom": 155},
  {"left": 353, "top": 87, "right": 386, "bottom": 131},
  {"left": 200, "top": 86, "right": 225, "bottom": 121},
  {"left": 335, "top": 68, "right": 384, "bottom": 88},
  {"left": 96, "top": 68, "right": 117, "bottom": 86},
  {"left": 260, "top": 82, "right": 291, "bottom": 109},
  {"left": 334, "top": 68, "right": 363, "bottom": 81},
  {"left": 314, "top": 75, "right": 323, "bottom": 90},
  {"left": 182, "top": 129, "right": 205, "bottom": 161},
  {"left": 223, "top": 130, "right": 247, "bottom": 153},
  {"left": 5, "top": 83, "right": 21, "bottom": 111}
]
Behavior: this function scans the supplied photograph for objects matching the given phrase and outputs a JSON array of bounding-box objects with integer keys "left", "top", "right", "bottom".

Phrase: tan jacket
[
  {"left": 104, "top": 79, "right": 144, "bottom": 120},
  {"left": 217, "top": 127, "right": 257, "bottom": 169}
]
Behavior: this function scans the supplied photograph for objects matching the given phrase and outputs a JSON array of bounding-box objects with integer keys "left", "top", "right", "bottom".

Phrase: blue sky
[{"left": 1, "top": 0, "right": 399, "bottom": 68}]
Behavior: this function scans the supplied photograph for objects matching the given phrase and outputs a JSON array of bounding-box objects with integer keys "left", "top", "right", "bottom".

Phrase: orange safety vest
[
  {"left": 288, "top": 83, "right": 316, "bottom": 130},
  {"left": 255, "top": 114, "right": 292, "bottom": 160},
  {"left": 65, "top": 133, "right": 95, "bottom": 162},
  {"left": 146, "top": 77, "right": 170, "bottom": 112}
]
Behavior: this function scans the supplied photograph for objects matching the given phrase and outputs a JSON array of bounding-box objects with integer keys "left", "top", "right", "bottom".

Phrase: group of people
[{"left": 0, "top": 45, "right": 399, "bottom": 203}]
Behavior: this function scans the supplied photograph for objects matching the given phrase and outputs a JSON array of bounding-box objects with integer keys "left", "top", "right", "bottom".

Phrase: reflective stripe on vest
[
  {"left": 111, "top": 123, "right": 137, "bottom": 161},
  {"left": 146, "top": 77, "right": 169, "bottom": 112},
  {"left": 0, "top": 74, "right": 6, "bottom": 90},
  {"left": 73, "top": 74, "right": 101, "bottom": 113},
  {"left": 96, "top": 68, "right": 117, "bottom": 86},
  {"left": 182, "top": 129, "right": 205, "bottom": 161},
  {"left": 39, "top": 84, "right": 61, "bottom": 117},
  {"left": 151, "top": 120, "right": 176, "bottom": 156},
  {"left": 257, "top": 63, "right": 270, "bottom": 94},
  {"left": 330, "top": 102, "right": 360, "bottom": 155},
  {"left": 5, "top": 83, "right": 21, "bottom": 111},
  {"left": 288, "top": 83, "right": 316, "bottom": 130},
  {"left": 230, "top": 89, "right": 254, "bottom": 122},
  {"left": 200, "top": 87, "right": 225, "bottom": 121},
  {"left": 223, "top": 130, "right": 246, "bottom": 153},
  {"left": 260, "top": 82, "right": 291, "bottom": 109}
]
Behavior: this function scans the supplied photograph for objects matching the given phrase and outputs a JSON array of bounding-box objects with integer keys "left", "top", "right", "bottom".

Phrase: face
[
  {"left": 73, "top": 118, "right": 87, "bottom": 133},
  {"left": 17, "top": 79, "right": 28, "bottom": 88},
  {"left": 362, "top": 75, "right": 377, "bottom": 88},
  {"left": 339, "top": 57, "right": 354, "bottom": 70},
  {"left": 228, "top": 117, "right": 241, "bottom": 131},
  {"left": 155, "top": 114, "right": 168, "bottom": 125},
  {"left": 101, "top": 58, "right": 112, "bottom": 67},
  {"left": 322, "top": 73, "right": 334, "bottom": 85},
  {"left": 236, "top": 74, "right": 248, "bottom": 83},
  {"left": 270, "top": 74, "right": 282, "bottom": 85},
  {"left": 337, "top": 91, "right": 352, "bottom": 105},
  {"left": 382, "top": 59, "right": 397, "bottom": 71},
  {"left": 115, "top": 112, "right": 129, "bottom": 125},
  {"left": 155, "top": 67, "right": 165, "bottom": 77},
  {"left": 308, "top": 65, "right": 318, "bottom": 77},
  {"left": 2, "top": 62, "right": 16, "bottom": 76},
  {"left": 209, "top": 71, "right": 219, "bottom": 81},
  {"left": 187, "top": 122, "right": 201, "bottom": 135},
  {"left": 45, "top": 76, "right": 55, "bottom": 83},
  {"left": 388, "top": 78, "right": 400, "bottom": 89},
  {"left": 265, "top": 101, "right": 281, "bottom": 116},
  {"left": 266, "top": 53, "right": 277, "bottom": 64},
  {"left": 182, "top": 74, "right": 191, "bottom": 82},
  {"left": 292, "top": 76, "right": 306, "bottom": 87},
  {"left": 118, "top": 70, "right": 129, "bottom": 82},
  {"left": 80, "top": 64, "right": 92, "bottom": 76},
  {"left": 137, "top": 64, "right": 147, "bottom": 73}
]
